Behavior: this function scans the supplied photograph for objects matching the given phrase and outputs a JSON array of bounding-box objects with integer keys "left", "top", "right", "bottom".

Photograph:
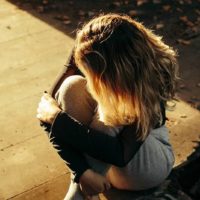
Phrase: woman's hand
[
  {"left": 79, "top": 169, "right": 111, "bottom": 197},
  {"left": 37, "top": 93, "right": 61, "bottom": 124}
]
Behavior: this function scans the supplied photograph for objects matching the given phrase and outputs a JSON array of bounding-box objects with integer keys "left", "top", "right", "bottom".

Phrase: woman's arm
[
  {"left": 49, "top": 134, "right": 90, "bottom": 183},
  {"left": 38, "top": 93, "right": 143, "bottom": 167},
  {"left": 39, "top": 92, "right": 165, "bottom": 168},
  {"left": 51, "top": 111, "right": 143, "bottom": 167},
  {"left": 38, "top": 48, "right": 164, "bottom": 176},
  {"left": 38, "top": 94, "right": 114, "bottom": 193}
]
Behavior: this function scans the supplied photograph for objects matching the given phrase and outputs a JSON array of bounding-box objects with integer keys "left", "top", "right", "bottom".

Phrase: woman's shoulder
[{"left": 149, "top": 125, "right": 171, "bottom": 146}]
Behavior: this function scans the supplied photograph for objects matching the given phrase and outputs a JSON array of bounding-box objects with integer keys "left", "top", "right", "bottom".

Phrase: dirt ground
[{"left": 2, "top": 0, "right": 200, "bottom": 199}]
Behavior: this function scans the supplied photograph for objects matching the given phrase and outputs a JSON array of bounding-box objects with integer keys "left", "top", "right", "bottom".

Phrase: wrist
[{"left": 49, "top": 108, "right": 61, "bottom": 124}]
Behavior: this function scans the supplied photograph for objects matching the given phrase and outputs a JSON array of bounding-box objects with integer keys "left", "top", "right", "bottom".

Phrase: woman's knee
[
  {"left": 57, "top": 75, "right": 86, "bottom": 106},
  {"left": 56, "top": 75, "right": 96, "bottom": 125}
]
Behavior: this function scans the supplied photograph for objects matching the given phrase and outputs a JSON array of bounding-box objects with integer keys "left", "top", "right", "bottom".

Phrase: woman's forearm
[
  {"left": 39, "top": 49, "right": 90, "bottom": 183},
  {"left": 43, "top": 126, "right": 90, "bottom": 183},
  {"left": 51, "top": 111, "right": 143, "bottom": 167}
]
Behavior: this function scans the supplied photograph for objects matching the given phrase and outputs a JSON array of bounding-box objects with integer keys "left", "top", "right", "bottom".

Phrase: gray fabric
[
  {"left": 57, "top": 75, "right": 175, "bottom": 191},
  {"left": 108, "top": 126, "right": 175, "bottom": 190}
]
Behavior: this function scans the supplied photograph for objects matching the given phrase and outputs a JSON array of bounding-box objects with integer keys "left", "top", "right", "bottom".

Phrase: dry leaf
[
  {"left": 178, "top": 0, "right": 184, "bottom": 5},
  {"left": 36, "top": 6, "right": 44, "bottom": 13},
  {"left": 163, "top": 5, "right": 171, "bottom": 12},
  {"left": 185, "top": 0, "right": 192, "bottom": 4},
  {"left": 88, "top": 11, "right": 95, "bottom": 17},
  {"left": 179, "top": 16, "right": 195, "bottom": 27},
  {"left": 153, "top": 0, "right": 161, "bottom": 4},
  {"left": 156, "top": 23, "right": 164, "bottom": 29},
  {"left": 180, "top": 16, "right": 188, "bottom": 22},
  {"left": 191, "top": 26, "right": 198, "bottom": 33},
  {"left": 113, "top": 2, "right": 121, "bottom": 7},
  {"left": 177, "top": 39, "right": 191, "bottom": 45},
  {"left": 180, "top": 114, "right": 187, "bottom": 118},
  {"left": 63, "top": 20, "right": 71, "bottom": 25},
  {"left": 54, "top": 15, "right": 63, "bottom": 21},
  {"left": 191, "top": 96, "right": 199, "bottom": 101},
  {"left": 63, "top": 15, "right": 69, "bottom": 20},
  {"left": 195, "top": 9, "right": 200, "bottom": 15},
  {"left": 128, "top": 10, "right": 137, "bottom": 17},
  {"left": 176, "top": 8, "right": 183, "bottom": 12},
  {"left": 187, "top": 21, "right": 195, "bottom": 27},
  {"left": 124, "top": 1, "right": 129, "bottom": 5},
  {"left": 54, "top": 15, "right": 70, "bottom": 22},
  {"left": 136, "top": 0, "right": 147, "bottom": 6},
  {"left": 78, "top": 10, "right": 85, "bottom": 16},
  {"left": 179, "top": 84, "right": 186, "bottom": 89},
  {"left": 42, "top": 0, "right": 48, "bottom": 5}
]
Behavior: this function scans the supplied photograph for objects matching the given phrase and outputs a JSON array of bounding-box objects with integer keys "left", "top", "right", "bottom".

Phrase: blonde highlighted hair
[{"left": 74, "top": 13, "right": 179, "bottom": 140}]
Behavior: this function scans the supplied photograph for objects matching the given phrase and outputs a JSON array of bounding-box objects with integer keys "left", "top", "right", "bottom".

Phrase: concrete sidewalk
[
  {"left": 0, "top": 1, "right": 73, "bottom": 199},
  {"left": 0, "top": 1, "right": 199, "bottom": 199}
]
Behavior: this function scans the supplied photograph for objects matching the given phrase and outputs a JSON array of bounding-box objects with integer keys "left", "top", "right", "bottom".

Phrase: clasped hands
[{"left": 36, "top": 92, "right": 111, "bottom": 196}]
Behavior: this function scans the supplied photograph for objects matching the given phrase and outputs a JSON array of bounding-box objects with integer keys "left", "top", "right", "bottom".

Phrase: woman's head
[{"left": 74, "top": 13, "right": 178, "bottom": 140}]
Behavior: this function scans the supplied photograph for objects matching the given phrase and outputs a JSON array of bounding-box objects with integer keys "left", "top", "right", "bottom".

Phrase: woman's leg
[
  {"left": 106, "top": 126, "right": 174, "bottom": 191},
  {"left": 56, "top": 75, "right": 103, "bottom": 200},
  {"left": 56, "top": 75, "right": 97, "bottom": 125},
  {"left": 56, "top": 75, "right": 110, "bottom": 175}
]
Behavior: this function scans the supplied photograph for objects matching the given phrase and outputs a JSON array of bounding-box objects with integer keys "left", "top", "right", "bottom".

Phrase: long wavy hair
[{"left": 74, "top": 13, "right": 179, "bottom": 140}]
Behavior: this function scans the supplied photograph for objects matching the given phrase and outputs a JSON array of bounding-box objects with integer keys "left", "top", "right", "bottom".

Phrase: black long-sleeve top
[
  {"left": 43, "top": 108, "right": 165, "bottom": 182},
  {"left": 41, "top": 50, "right": 166, "bottom": 182}
]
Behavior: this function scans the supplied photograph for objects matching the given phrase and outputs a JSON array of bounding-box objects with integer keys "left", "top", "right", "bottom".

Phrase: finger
[
  {"left": 37, "top": 105, "right": 44, "bottom": 114},
  {"left": 38, "top": 101, "right": 45, "bottom": 110},
  {"left": 40, "top": 96, "right": 46, "bottom": 103},
  {"left": 41, "top": 95, "right": 48, "bottom": 102},
  {"left": 36, "top": 113, "right": 42, "bottom": 120},
  {"left": 41, "top": 96, "right": 50, "bottom": 105},
  {"left": 42, "top": 94, "right": 55, "bottom": 105},
  {"left": 104, "top": 182, "right": 111, "bottom": 191},
  {"left": 43, "top": 92, "right": 53, "bottom": 100},
  {"left": 37, "top": 113, "right": 46, "bottom": 122},
  {"left": 37, "top": 107, "right": 40, "bottom": 114}
]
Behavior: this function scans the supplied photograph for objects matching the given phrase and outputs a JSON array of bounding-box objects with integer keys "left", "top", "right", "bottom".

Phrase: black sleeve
[
  {"left": 40, "top": 48, "right": 165, "bottom": 179},
  {"left": 51, "top": 111, "right": 143, "bottom": 167},
  {"left": 49, "top": 48, "right": 83, "bottom": 98},
  {"left": 42, "top": 124, "right": 90, "bottom": 183},
  {"left": 40, "top": 49, "right": 91, "bottom": 183}
]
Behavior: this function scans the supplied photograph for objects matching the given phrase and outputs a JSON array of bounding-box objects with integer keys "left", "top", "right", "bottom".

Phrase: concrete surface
[
  {"left": 0, "top": 1, "right": 199, "bottom": 199},
  {"left": 0, "top": 1, "right": 73, "bottom": 199}
]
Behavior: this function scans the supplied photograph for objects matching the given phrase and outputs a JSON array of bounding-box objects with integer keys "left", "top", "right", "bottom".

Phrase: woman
[{"left": 37, "top": 13, "right": 178, "bottom": 199}]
